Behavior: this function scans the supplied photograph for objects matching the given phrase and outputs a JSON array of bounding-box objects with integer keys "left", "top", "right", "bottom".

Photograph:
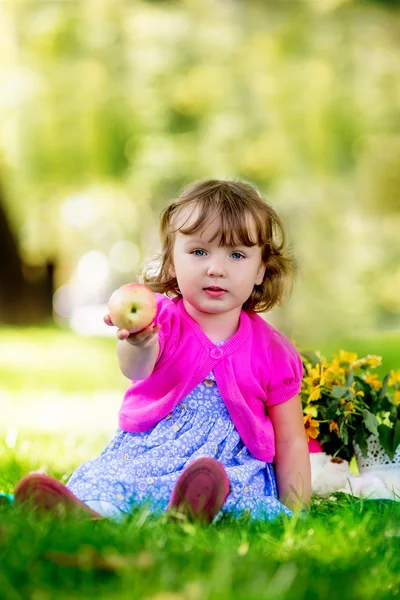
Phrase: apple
[{"left": 107, "top": 283, "right": 157, "bottom": 333}]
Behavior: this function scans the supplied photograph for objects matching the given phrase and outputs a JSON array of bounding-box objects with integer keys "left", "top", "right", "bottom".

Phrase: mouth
[{"left": 204, "top": 286, "right": 227, "bottom": 298}]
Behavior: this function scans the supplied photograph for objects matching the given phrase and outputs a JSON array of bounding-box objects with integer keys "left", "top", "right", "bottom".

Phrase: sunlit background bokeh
[{"left": 1, "top": 0, "right": 400, "bottom": 445}]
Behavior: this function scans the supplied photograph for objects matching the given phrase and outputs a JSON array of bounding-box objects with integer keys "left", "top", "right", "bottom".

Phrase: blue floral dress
[{"left": 67, "top": 367, "right": 291, "bottom": 522}]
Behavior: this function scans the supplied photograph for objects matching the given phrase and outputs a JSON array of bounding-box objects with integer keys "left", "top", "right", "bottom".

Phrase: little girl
[{"left": 15, "top": 179, "right": 311, "bottom": 523}]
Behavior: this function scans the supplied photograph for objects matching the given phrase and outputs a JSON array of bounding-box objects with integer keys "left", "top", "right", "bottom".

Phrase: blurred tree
[
  {"left": 0, "top": 182, "right": 24, "bottom": 322},
  {"left": 0, "top": 0, "right": 399, "bottom": 336},
  {"left": 0, "top": 179, "right": 54, "bottom": 324}
]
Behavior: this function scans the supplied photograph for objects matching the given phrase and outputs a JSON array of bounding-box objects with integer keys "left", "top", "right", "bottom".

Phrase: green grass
[
  {"left": 1, "top": 427, "right": 400, "bottom": 600},
  {"left": 1, "top": 471, "right": 400, "bottom": 599},
  {"left": 1, "top": 326, "right": 400, "bottom": 599}
]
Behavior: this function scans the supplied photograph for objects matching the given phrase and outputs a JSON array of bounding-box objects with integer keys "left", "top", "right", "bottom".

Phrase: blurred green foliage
[
  {"left": 0, "top": 0, "right": 400, "bottom": 340},
  {"left": 0, "top": 325, "right": 126, "bottom": 393}
]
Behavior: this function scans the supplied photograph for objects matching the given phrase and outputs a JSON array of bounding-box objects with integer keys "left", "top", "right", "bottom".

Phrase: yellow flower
[
  {"left": 353, "top": 355, "right": 382, "bottom": 370},
  {"left": 303, "top": 363, "right": 325, "bottom": 389},
  {"left": 329, "top": 420, "right": 339, "bottom": 434},
  {"left": 303, "top": 362, "right": 328, "bottom": 402},
  {"left": 324, "top": 361, "right": 346, "bottom": 385},
  {"left": 389, "top": 370, "right": 400, "bottom": 386},
  {"left": 304, "top": 414, "right": 320, "bottom": 441},
  {"left": 344, "top": 401, "right": 355, "bottom": 413},
  {"left": 364, "top": 374, "right": 382, "bottom": 390},
  {"left": 349, "top": 383, "right": 364, "bottom": 398},
  {"left": 365, "top": 355, "right": 382, "bottom": 368},
  {"left": 308, "top": 387, "right": 322, "bottom": 402},
  {"left": 335, "top": 350, "right": 358, "bottom": 366},
  {"left": 393, "top": 390, "right": 400, "bottom": 406}
]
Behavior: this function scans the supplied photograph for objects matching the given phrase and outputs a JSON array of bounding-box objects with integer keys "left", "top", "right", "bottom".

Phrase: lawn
[
  {"left": 1, "top": 487, "right": 400, "bottom": 600},
  {"left": 1, "top": 325, "right": 400, "bottom": 599}
]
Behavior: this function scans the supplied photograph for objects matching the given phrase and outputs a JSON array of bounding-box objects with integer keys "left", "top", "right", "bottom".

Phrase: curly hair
[{"left": 142, "top": 179, "right": 297, "bottom": 313}]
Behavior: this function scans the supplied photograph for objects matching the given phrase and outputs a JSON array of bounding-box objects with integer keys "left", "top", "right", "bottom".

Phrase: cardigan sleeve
[
  {"left": 153, "top": 293, "right": 181, "bottom": 368},
  {"left": 266, "top": 329, "right": 304, "bottom": 406}
]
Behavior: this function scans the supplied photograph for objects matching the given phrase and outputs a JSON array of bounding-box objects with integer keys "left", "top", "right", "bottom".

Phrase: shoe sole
[
  {"left": 14, "top": 474, "right": 101, "bottom": 519},
  {"left": 167, "top": 457, "right": 230, "bottom": 523}
]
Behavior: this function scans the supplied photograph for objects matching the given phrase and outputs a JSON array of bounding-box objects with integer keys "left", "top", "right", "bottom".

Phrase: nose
[{"left": 206, "top": 257, "right": 226, "bottom": 278}]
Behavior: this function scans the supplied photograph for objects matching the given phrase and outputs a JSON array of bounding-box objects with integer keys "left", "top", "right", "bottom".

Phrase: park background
[
  {"left": 2, "top": 3, "right": 400, "bottom": 599},
  {"left": 1, "top": 0, "right": 400, "bottom": 440}
]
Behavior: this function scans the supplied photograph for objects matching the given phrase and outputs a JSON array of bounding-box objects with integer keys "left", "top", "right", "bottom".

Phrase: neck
[{"left": 182, "top": 299, "right": 241, "bottom": 343}]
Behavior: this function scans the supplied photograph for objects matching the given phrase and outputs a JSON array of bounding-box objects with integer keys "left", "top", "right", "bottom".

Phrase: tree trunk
[{"left": 0, "top": 182, "right": 55, "bottom": 324}]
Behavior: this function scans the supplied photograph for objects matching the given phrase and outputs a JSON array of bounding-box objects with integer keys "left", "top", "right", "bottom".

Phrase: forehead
[
  {"left": 172, "top": 203, "right": 259, "bottom": 246},
  {"left": 173, "top": 205, "right": 218, "bottom": 239}
]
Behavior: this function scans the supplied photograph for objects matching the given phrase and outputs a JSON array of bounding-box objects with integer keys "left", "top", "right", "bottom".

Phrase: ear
[
  {"left": 168, "top": 262, "right": 176, "bottom": 278},
  {"left": 255, "top": 262, "right": 266, "bottom": 286}
]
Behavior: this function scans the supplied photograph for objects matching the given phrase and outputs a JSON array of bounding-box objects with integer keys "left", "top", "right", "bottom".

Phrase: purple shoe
[{"left": 167, "top": 457, "right": 230, "bottom": 523}]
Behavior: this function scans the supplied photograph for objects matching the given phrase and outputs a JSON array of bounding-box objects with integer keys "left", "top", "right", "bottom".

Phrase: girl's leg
[
  {"left": 14, "top": 473, "right": 102, "bottom": 519},
  {"left": 167, "top": 457, "right": 230, "bottom": 523},
  {"left": 14, "top": 458, "right": 231, "bottom": 523}
]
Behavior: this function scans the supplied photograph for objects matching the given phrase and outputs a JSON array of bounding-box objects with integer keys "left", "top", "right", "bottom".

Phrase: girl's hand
[{"left": 104, "top": 314, "right": 160, "bottom": 348}]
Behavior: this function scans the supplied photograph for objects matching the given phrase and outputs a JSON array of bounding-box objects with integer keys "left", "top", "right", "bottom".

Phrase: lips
[{"left": 203, "top": 286, "right": 227, "bottom": 298}]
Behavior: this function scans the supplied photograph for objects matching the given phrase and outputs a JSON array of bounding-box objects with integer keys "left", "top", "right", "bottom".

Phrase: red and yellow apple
[{"left": 107, "top": 283, "right": 157, "bottom": 333}]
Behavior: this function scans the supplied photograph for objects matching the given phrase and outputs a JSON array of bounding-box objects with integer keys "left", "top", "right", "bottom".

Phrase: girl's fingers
[
  {"left": 117, "top": 328, "right": 131, "bottom": 340},
  {"left": 123, "top": 323, "right": 160, "bottom": 346},
  {"left": 114, "top": 321, "right": 160, "bottom": 344},
  {"left": 144, "top": 322, "right": 160, "bottom": 337}
]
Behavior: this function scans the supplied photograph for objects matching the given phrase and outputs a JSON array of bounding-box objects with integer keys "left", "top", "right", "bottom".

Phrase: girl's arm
[
  {"left": 116, "top": 330, "right": 159, "bottom": 380},
  {"left": 104, "top": 314, "right": 160, "bottom": 380},
  {"left": 268, "top": 394, "right": 311, "bottom": 512}
]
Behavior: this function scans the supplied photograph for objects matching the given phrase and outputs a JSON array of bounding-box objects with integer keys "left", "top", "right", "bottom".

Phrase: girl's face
[{"left": 169, "top": 207, "right": 266, "bottom": 320}]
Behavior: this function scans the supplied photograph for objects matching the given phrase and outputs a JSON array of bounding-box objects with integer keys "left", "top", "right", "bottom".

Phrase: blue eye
[
  {"left": 231, "top": 252, "right": 245, "bottom": 260},
  {"left": 192, "top": 249, "right": 206, "bottom": 257}
]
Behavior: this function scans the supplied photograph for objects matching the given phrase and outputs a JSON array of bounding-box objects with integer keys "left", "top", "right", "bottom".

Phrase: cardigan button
[{"left": 210, "top": 347, "right": 224, "bottom": 359}]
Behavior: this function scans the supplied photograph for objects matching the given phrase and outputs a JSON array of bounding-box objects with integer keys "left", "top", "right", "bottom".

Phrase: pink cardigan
[{"left": 119, "top": 294, "right": 303, "bottom": 462}]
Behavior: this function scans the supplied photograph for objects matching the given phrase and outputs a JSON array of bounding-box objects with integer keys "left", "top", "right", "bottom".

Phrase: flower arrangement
[{"left": 300, "top": 349, "right": 400, "bottom": 462}]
